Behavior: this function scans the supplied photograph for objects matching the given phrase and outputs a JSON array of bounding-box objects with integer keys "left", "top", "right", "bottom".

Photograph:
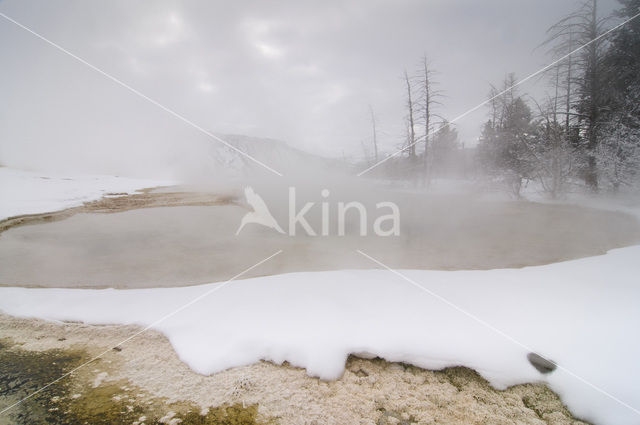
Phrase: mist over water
[{"left": 1, "top": 181, "right": 638, "bottom": 288}]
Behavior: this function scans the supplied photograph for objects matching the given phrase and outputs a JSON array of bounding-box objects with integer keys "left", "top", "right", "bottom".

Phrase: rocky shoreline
[
  {"left": 0, "top": 188, "right": 236, "bottom": 235},
  {"left": 0, "top": 314, "right": 588, "bottom": 425}
]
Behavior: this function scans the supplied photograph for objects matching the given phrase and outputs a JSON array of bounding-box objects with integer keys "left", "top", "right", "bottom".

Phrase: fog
[
  {"left": 0, "top": 0, "right": 618, "bottom": 180},
  {"left": 1, "top": 0, "right": 639, "bottom": 288},
  {"left": 2, "top": 185, "right": 639, "bottom": 288}
]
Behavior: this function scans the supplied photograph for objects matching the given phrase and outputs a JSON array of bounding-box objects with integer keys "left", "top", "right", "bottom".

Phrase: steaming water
[{"left": 0, "top": 194, "right": 639, "bottom": 288}]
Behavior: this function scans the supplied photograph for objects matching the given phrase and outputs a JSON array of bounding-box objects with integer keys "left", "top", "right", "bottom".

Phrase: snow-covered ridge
[
  {"left": 1, "top": 246, "right": 639, "bottom": 425},
  {"left": 0, "top": 167, "right": 175, "bottom": 221},
  {"left": 188, "top": 133, "right": 344, "bottom": 178}
]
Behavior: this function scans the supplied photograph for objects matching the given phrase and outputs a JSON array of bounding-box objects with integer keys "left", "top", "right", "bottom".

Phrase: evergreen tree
[
  {"left": 431, "top": 121, "right": 458, "bottom": 177},
  {"left": 478, "top": 76, "right": 536, "bottom": 197},
  {"left": 545, "top": 0, "right": 610, "bottom": 190},
  {"left": 599, "top": 0, "right": 640, "bottom": 190}
]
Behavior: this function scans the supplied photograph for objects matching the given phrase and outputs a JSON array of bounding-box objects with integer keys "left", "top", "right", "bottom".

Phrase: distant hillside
[{"left": 184, "top": 133, "right": 346, "bottom": 179}]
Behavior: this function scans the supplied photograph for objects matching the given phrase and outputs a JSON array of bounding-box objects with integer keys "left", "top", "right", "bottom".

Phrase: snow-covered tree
[
  {"left": 598, "top": 112, "right": 640, "bottom": 190},
  {"left": 478, "top": 75, "right": 536, "bottom": 197},
  {"left": 597, "top": 0, "right": 640, "bottom": 191},
  {"left": 544, "top": 0, "right": 610, "bottom": 190},
  {"left": 530, "top": 102, "right": 576, "bottom": 198}
]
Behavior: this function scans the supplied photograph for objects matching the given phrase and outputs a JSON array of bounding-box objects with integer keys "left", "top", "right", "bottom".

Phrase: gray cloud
[{"left": 0, "top": 0, "right": 619, "bottom": 178}]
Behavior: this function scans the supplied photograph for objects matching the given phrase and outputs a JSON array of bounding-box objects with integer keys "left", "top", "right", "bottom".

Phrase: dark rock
[{"left": 527, "top": 352, "right": 557, "bottom": 374}]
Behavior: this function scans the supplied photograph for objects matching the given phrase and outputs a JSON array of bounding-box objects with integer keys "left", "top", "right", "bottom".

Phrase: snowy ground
[
  {"left": 1, "top": 169, "right": 639, "bottom": 424},
  {"left": 0, "top": 245, "right": 639, "bottom": 425},
  {"left": 0, "top": 167, "right": 174, "bottom": 221}
]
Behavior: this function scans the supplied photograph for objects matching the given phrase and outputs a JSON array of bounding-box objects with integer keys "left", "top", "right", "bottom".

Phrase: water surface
[{"left": 1, "top": 194, "right": 638, "bottom": 288}]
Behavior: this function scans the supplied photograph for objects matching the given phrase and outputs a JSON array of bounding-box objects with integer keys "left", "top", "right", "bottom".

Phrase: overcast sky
[{"left": 0, "top": 0, "right": 620, "bottom": 176}]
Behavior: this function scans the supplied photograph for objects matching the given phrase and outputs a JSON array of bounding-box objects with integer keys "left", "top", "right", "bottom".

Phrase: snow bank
[
  {"left": 1, "top": 246, "right": 639, "bottom": 425},
  {"left": 0, "top": 167, "right": 174, "bottom": 221}
]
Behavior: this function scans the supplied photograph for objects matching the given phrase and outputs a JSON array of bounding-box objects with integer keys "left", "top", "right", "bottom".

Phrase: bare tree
[
  {"left": 403, "top": 69, "right": 417, "bottom": 161},
  {"left": 369, "top": 105, "right": 378, "bottom": 163},
  {"left": 544, "top": 0, "right": 610, "bottom": 190},
  {"left": 487, "top": 85, "right": 500, "bottom": 128},
  {"left": 565, "top": 29, "right": 574, "bottom": 134},
  {"left": 416, "top": 55, "right": 443, "bottom": 185}
]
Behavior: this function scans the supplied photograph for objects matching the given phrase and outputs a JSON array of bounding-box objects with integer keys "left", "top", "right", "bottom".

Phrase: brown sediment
[
  {"left": 0, "top": 314, "right": 590, "bottom": 425},
  {"left": 0, "top": 188, "right": 238, "bottom": 235}
]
